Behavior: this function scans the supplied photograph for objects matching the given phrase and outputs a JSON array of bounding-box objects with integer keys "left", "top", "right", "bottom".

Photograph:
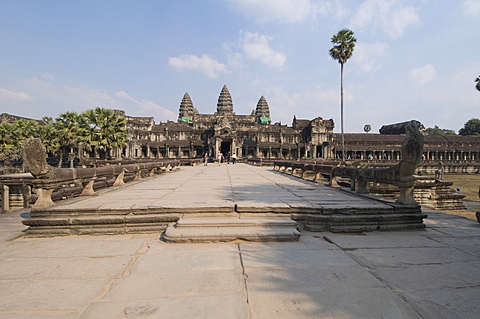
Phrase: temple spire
[
  {"left": 255, "top": 95, "right": 271, "bottom": 124},
  {"left": 216, "top": 85, "right": 234, "bottom": 115},
  {"left": 178, "top": 92, "right": 194, "bottom": 122}
]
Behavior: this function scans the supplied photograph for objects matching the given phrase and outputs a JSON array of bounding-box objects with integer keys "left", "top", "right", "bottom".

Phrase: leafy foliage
[
  {"left": 329, "top": 29, "right": 357, "bottom": 65},
  {"left": 0, "top": 119, "right": 44, "bottom": 161},
  {"left": 0, "top": 108, "right": 127, "bottom": 162},
  {"left": 426, "top": 125, "right": 456, "bottom": 136},
  {"left": 78, "top": 107, "right": 127, "bottom": 158},
  {"left": 459, "top": 118, "right": 480, "bottom": 135}
]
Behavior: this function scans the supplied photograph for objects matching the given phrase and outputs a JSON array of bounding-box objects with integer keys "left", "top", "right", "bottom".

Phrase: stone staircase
[{"left": 162, "top": 213, "right": 300, "bottom": 243}]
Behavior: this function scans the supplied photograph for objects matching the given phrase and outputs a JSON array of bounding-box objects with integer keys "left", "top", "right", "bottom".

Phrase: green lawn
[{"left": 438, "top": 174, "right": 480, "bottom": 221}]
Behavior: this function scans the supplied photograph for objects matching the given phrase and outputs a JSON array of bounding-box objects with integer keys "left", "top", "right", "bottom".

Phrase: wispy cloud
[
  {"left": 40, "top": 72, "right": 55, "bottom": 81},
  {"left": 115, "top": 91, "right": 175, "bottom": 121},
  {"left": 168, "top": 54, "right": 228, "bottom": 78},
  {"left": 16, "top": 76, "right": 174, "bottom": 121},
  {"left": 0, "top": 88, "right": 34, "bottom": 101},
  {"left": 463, "top": 0, "right": 480, "bottom": 16},
  {"left": 225, "top": 0, "right": 313, "bottom": 24},
  {"left": 409, "top": 64, "right": 436, "bottom": 85},
  {"left": 239, "top": 30, "right": 286, "bottom": 68},
  {"left": 225, "top": 0, "right": 348, "bottom": 24},
  {"left": 352, "top": 42, "right": 390, "bottom": 73},
  {"left": 349, "top": 0, "right": 420, "bottom": 38}
]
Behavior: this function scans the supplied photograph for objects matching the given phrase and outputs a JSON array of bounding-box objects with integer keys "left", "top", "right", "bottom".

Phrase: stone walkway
[{"left": 1, "top": 164, "right": 480, "bottom": 318}]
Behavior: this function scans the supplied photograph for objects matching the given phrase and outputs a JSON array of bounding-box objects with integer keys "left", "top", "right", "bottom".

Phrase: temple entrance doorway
[{"left": 220, "top": 141, "right": 231, "bottom": 157}]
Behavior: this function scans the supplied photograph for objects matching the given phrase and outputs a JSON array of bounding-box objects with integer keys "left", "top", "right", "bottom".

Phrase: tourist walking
[
  {"left": 204, "top": 152, "right": 209, "bottom": 166},
  {"left": 217, "top": 151, "right": 223, "bottom": 165},
  {"left": 231, "top": 153, "right": 237, "bottom": 164}
]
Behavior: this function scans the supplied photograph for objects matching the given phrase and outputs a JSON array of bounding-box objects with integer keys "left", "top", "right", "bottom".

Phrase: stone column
[
  {"left": 1, "top": 184, "right": 9, "bottom": 213},
  {"left": 397, "top": 186, "right": 417, "bottom": 205}
]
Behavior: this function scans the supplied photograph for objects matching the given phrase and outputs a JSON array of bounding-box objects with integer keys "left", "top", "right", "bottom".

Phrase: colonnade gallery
[{"left": 121, "top": 85, "right": 480, "bottom": 161}]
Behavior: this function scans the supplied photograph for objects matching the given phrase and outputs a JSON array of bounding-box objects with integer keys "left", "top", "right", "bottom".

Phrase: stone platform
[
  {"left": 22, "top": 164, "right": 426, "bottom": 240},
  {"left": 163, "top": 213, "right": 300, "bottom": 243},
  {"left": 1, "top": 205, "right": 480, "bottom": 318}
]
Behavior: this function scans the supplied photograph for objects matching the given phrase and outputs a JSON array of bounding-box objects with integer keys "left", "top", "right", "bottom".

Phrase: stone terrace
[
  {"left": 0, "top": 164, "right": 479, "bottom": 317},
  {"left": 22, "top": 163, "right": 425, "bottom": 237}
]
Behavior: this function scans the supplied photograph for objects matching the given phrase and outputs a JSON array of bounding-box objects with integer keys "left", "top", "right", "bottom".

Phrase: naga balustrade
[
  {"left": 21, "top": 138, "right": 184, "bottom": 209},
  {"left": 274, "top": 120, "right": 425, "bottom": 205}
]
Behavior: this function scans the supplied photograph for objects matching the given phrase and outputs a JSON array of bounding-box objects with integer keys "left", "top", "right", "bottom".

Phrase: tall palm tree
[
  {"left": 329, "top": 28, "right": 356, "bottom": 160},
  {"left": 79, "top": 108, "right": 127, "bottom": 159},
  {"left": 54, "top": 111, "right": 81, "bottom": 167},
  {"left": 0, "top": 123, "right": 19, "bottom": 161}
]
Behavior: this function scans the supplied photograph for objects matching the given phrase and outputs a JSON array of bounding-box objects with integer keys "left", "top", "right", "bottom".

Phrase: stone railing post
[{"left": 32, "top": 188, "right": 55, "bottom": 209}]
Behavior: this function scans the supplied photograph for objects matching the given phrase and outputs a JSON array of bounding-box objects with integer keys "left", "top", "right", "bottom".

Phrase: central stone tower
[{"left": 216, "top": 85, "right": 234, "bottom": 115}]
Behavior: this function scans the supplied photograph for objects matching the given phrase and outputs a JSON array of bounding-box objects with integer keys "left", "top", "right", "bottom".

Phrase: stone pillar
[
  {"left": 32, "top": 188, "right": 55, "bottom": 209},
  {"left": 356, "top": 180, "right": 368, "bottom": 194},
  {"left": 1, "top": 184, "right": 9, "bottom": 213},
  {"left": 397, "top": 186, "right": 417, "bottom": 205}
]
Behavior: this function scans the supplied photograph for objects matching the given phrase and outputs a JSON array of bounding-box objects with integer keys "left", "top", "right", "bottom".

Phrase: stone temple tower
[
  {"left": 255, "top": 95, "right": 271, "bottom": 124},
  {"left": 178, "top": 92, "right": 194, "bottom": 122},
  {"left": 216, "top": 85, "right": 234, "bottom": 115}
]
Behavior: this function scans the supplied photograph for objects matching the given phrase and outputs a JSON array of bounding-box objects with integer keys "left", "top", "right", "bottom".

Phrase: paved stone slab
[
  {"left": 324, "top": 231, "right": 446, "bottom": 249},
  {"left": 0, "top": 235, "right": 149, "bottom": 258},
  {"left": 241, "top": 248, "right": 358, "bottom": 268},
  {"left": 79, "top": 294, "right": 249, "bottom": 319},
  {"left": 371, "top": 261, "right": 480, "bottom": 293},
  {"left": 0, "top": 279, "right": 108, "bottom": 312},
  {"left": 103, "top": 269, "right": 245, "bottom": 300},
  {"left": 131, "top": 249, "right": 241, "bottom": 273},
  {"left": 1, "top": 164, "right": 479, "bottom": 318},
  {"left": 403, "top": 286, "right": 480, "bottom": 319},
  {"left": 0, "top": 256, "right": 131, "bottom": 280},
  {"left": 248, "top": 288, "right": 420, "bottom": 319},
  {"left": 239, "top": 233, "right": 335, "bottom": 251},
  {"left": 345, "top": 246, "right": 477, "bottom": 268}
]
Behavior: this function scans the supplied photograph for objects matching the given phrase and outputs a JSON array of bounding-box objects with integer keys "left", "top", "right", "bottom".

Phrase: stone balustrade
[
  {"left": 274, "top": 120, "right": 425, "bottom": 206},
  {"left": 19, "top": 138, "right": 195, "bottom": 209}
]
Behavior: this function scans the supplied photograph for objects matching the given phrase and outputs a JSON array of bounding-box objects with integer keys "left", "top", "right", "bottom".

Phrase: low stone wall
[
  {"left": 368, "top": 177, "right": 466, "bottom": 211},
  {"left": 416, "top": 161, "right": 480, "bottom": 175}
]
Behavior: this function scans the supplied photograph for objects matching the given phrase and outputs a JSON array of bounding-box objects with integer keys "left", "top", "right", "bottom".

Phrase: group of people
[{"left": 203, "top": 151, "right": 237, "bottom": 166}]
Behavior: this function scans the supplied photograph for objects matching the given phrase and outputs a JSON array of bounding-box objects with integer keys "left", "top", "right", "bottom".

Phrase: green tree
[
  {"left": 426, "top": 125, "right": 456, "bottom": 136},
  {"left": 363, "top": 124, "right": 371, "bottom": 133},
  {"left": 476, "top": 76, "right": 480, "bottom": 92},
  {"left": 329, "top": 29, "right": 356, "bottom": 159},
  {"left": 54, "top": 111, "right": 82, "bottom": 167},
  {"left": 0, "top": 119, "right": 43, "bottom": 162},
  {"left": 79, "top": 107, "right": 127, "bottom": 159},
  {"left": 459, "top": 118, "right": 480, "bottom": 135},
  {"left": 35, "top": 118, "right": 62, "bottom": 166},
  {"left": 0, "top": 123, "right": 19, "bottom": 161}
]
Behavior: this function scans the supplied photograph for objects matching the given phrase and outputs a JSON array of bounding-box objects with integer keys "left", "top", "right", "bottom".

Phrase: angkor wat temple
[
  {"left": 121, "top": 85, "right": 335, "bottom": 160},
  {"left": 122, "top": 85, "right": 480, "bottom": 162},
  {"left": 2, "top": 85, "right": 480, "bottom": 162}
]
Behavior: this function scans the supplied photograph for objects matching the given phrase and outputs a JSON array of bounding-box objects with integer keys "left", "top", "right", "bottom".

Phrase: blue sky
[{"left": 0, "top": 0, "right": 479, "bottom": 133}]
